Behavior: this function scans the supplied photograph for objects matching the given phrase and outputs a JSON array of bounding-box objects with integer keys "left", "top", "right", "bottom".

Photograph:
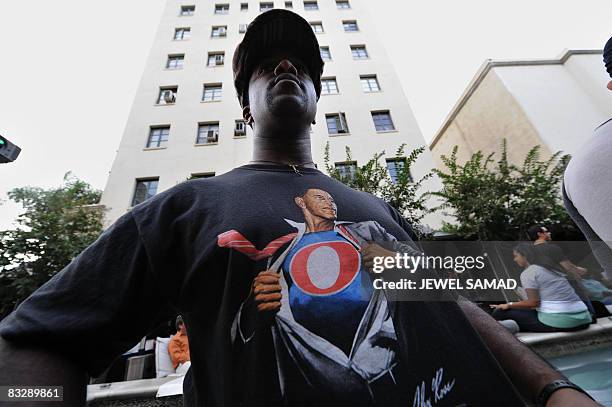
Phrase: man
[
  {"left": 169, "top": 316, "right": 191, "bottom": 374},
  {"left": 563, "top": 35, "right": 612, "bottom": 279},
  {"left": 0, "top": 10, "right": 596, "bottom": 407},
  {"left": 527, "top": 224, "right": 587, "bottom": 276}
]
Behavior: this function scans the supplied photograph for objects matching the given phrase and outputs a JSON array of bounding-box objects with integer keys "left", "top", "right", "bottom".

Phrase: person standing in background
[
  {"left": 169, "top": 315, "right": 191, "bottom": 375},
  {"left": 563, "top": 36, "right": 612, "bottom": 280}
]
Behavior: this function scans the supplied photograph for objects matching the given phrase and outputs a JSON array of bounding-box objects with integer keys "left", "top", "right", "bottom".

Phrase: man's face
[
  {"left": 246, "top": 50, "right": 317, "bottom": 127},
  {"left": 538, "top": 227, "right": 552, "bottom": 241},
  {"left": 299, "top": 189, "right": 337, "bottom": 221}
]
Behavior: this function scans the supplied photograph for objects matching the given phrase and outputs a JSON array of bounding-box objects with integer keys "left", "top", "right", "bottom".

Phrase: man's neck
[
  {"left": 534, "top": 239, "right": 547, "bottom": 246},
  {"left": 305, "top": 219, "right": 335, "bottom": 233},
  {"left": 251, "top": 127, "right": 315, "bottom": 167}
]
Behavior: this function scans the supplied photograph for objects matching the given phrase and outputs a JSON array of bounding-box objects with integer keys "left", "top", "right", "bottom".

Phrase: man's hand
[
  {"left": 362, "top": 243, "right": 396, "bottom": 272},
  {"left": 239, "top": 270, "right": 282, "bottom": 338},
  {"left": 489, "top": 303, "right": 510, "bottom": 311},
  {"left": 250, "top": 270, "right": 282, "bottom": 314},
  {"left": 545, "top": 388, "right": 600, "bottom": 406}
]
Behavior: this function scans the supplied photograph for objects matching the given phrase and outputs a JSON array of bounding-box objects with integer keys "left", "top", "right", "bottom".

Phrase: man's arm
[
  {"left": 459, "top": 299, "right": 597, "bottom": 406},
  {"left": 559, "top": 259, "right": 587, "bottom": 277},
  {"left": 237, "top": 270, "right": 282, "bottom": 341},
  {"left": 0, "top": 336, "right": 87, "bottom": 407},
  {"left": 0, "top": 211, "right": 177, "bottom": 399}
]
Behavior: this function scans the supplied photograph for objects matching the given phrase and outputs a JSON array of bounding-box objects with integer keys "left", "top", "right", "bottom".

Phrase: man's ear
[
  {"left": 242, "top": 105, "right": 254, "bottom": 128},
  {"left": 607, "top": 80, "right": 612, "bottom": 91},
  {"left": 294, "top": 196, "right": 306, "bottom": 209}
]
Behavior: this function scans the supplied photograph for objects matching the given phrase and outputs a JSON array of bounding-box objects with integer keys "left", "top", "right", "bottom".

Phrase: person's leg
[{"left": 492, "top": 309, "right": 558, "bottom": 333}]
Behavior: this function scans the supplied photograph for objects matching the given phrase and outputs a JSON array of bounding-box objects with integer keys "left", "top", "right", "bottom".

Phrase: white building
[
  {"left": 100, "top": 0, "right": 441, "bottom": 226},
  {"left": 430, "top": 50, "right": 612, "bottom": 169}
]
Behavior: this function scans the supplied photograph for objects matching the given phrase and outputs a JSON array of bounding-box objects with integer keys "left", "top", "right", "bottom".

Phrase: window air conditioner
[
  {"left": 215, "top": 55, "right": 224, "bottom": 65},
  {"left": 207, "top": 130, "right": 219, "bottom": 142},
  {"left": 163, "top": 91, "right": 175, "bottom": 103},
  {"left": 235, "top": 121, "right": 246, "bottom": 135}
]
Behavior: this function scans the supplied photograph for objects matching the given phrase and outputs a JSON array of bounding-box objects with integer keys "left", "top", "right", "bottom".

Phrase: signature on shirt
[{"left": 412, "top": 367, "right": 456, "bottom": 407}]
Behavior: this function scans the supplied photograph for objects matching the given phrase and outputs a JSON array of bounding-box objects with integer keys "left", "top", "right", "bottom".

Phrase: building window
[
  {"left": 207, "top": 52, "right": 225, "bottom": 66},
  {"left": 326, "top": 113, "right": 349, "bottom": 134},
  {"left": 190, "top": 172, "right": 216, "bottom": 179},
  {"left": 351, "top": 45, "right": 368, "bottom": 59},
  {"left": 180, "top": 5, "right": 195, "bottom": 15},
  {"left": 336, "top": 0, "right": 350, "bottom": 9},
  {"left": 335, "top": 161, "right": 357, "bottom": 180},
  {"left": 132, "top": 178, "right": 159, "bottom": 206},
  {"left": 196, "top": 122, "right": 220, "bottom": 144},
  {"left": 214, "top": 4, "right": 229, "bottom": 14},
  {"left": 157, "top": 87, "right": 177, "bottom": 104},
  {"left": 174, "top": 27, "right": 191, "bottom": 40},
  {"left": 310, "top": 21, "right": 323, "bottom": 33},
  {"left": 147, "top": 126, "right": 170, "bottom": 148},
  {"left": 202, "top": 84, "right": 222, "bottom": 102},
  {"left": 211, "top": 26, "right": 227, "bottom": 37},
  {"left": 343, "top": 20, "right": 359, "bottom": 32},
  {"left": 304, "top": 1, "right": 318, "bottom": 10},
  {"left": 360, "top": 75, "right": 380, "bottom": 92},
  {"left": 319, "top": 46, "right": 331, "bottom": 61},
  {"left": 241, "top": 2, "right": 249, "bottom": 10},
  {"left": 260, "top": 2, "right": 273, "bottom": 11},
  {"left": 234, "top": 120, "right": 247, "bottom": 137},
  {"left": 239, "top": 24, "right": 248, "bottom": 34},
  {"left": 386, "top": 158, "right": 411, "bottom": 183},
  {"left": 166, "top": 54, "right": 184, "bottom": 69},
  {"left": 285, "top": 1, "right": 293, "bottom": 8},
  {"left": 372, "top": 111, "right": 395, "bottom": 131},
  {"left": 321, "top": 77, "right": 338, "bottom": 95}
]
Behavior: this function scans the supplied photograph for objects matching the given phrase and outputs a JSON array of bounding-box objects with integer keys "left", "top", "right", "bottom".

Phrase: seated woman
[{"left": 490, "top": 243, "right": 592, "bottom": 332}]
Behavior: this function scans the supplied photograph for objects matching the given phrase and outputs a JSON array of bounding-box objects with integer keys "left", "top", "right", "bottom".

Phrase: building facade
[
  {"left": 100, "top": 0, "right": 441, "bottom": 226},
  {"left": 430, "top": 50, "right": 612, "bottom": 169}
]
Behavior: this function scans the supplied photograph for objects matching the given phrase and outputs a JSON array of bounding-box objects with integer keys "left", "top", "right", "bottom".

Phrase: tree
[
  {"left": 0, "top": 173, "right": 104, "bottom": 318},
  {"left": 324, "top": 143, "right": 434, "bottom": 236},
  {"left": 432, "top": 140, "right": 573, "bottom": 240}
]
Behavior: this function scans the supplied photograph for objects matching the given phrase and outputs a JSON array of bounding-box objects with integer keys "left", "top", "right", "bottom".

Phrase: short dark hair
[
  {"left": 527, "top": 224, "right": 546, "bottom": 241},
  {"left": 175, "top": 315, "right": 184, "bottom": 330}
]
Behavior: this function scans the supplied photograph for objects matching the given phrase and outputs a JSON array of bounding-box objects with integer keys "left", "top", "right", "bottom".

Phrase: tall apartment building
[{"left": 100, "top": 0, "right": 441, "bottom": 226}]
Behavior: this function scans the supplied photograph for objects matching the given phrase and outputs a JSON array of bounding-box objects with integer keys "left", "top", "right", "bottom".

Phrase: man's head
[
  {"left": 527, "top": 224, "right": 552, "bottom": 242},
  {"left": 604, "top": 36, "right": 612, "bottom": 91},
  {"left": 233, "top": 10, "right": 324, "bottom": 132},
  {"left": 176, "top": 315, "right": 186, "bottom": 334},
  {"left": 295, "top": 188, "right": 337, "bottom": 222}
]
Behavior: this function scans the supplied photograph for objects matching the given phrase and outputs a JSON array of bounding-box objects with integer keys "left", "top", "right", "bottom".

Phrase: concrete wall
[
  {"left": 431, "top": 70, "right": 551, "bottom": 170},
  {"left": 100, "top": 0, "right": 443, "bottom": 228},
  {"left": 496, "top": 53, "right": 612, "bottom": 157}
]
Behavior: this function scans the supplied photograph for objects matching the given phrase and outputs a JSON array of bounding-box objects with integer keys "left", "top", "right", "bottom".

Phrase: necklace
[{"left": 249, "top": 159, "right": 316, "bottom": 175}]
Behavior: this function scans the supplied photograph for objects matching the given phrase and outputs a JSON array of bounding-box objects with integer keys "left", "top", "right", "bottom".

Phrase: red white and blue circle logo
[{"left": 289, "top": 241, "right": 361, "bottom": 296}]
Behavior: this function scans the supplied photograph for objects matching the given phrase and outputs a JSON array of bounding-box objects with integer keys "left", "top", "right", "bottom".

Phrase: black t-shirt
[{"left": 0, "top": 164, "right": 523, "bottom": 407}]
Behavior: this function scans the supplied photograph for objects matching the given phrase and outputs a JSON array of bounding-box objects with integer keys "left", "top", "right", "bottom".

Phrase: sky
[{"left": 1, "top": 0, "right": 611, "bottom": 229}]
